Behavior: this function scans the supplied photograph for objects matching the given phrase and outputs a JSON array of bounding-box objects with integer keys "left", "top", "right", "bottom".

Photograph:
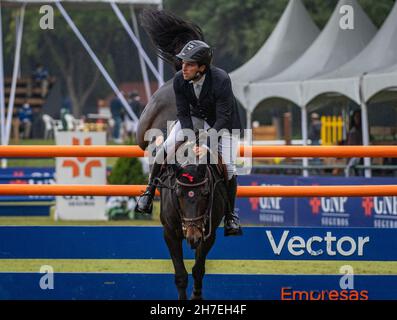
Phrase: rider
[{"left": 135, "top": 40, "right": 242, "bottom": 236}]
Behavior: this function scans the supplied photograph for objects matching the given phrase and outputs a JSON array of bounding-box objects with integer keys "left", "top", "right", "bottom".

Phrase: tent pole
[
  {"left": 110, "top": 2, "right": 163, "bottom": 86},
  {"left": 0, "top": 4, "right": 6, "bottom": 168},
  {"left": 0, "top": 4, "right": 5, "bottom": 147},
  {"left": 55, "top": 1, "right": 138, "bottom": 125},
  {"left": 157, "top": 58, "right": 164, "bottom": 89},
  {"left": 157, "top": 1, "right": 164, "bottom": 89},
  {"left": 129, "top": 4, "right": 152, "bottom": 103},
  {"left": 301, "top": 105, "right": 309, "bottom": 177},
  {"left": 360, "top": 99, "right": 371, "bottom": 178},
  {"left": 5, "top": 4, "right": 25, "bottom": 149},
  {"left": 359, "top": 74, "right": 371, "bottom": 178},
  {"left": 246, "top": 109, "right": 252, "bottom": 131},
  {"left": 244, "top": 84, "right": 252, "bottom": 131}
]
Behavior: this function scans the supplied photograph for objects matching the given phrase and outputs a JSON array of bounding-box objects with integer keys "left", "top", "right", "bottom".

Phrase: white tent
[
  {"left": 302, "top": 1, "right": 397, "bottom": 106},
  {"left": 247, "top": 0, "right": 376, "bottom": 109},
  {"left": 229, "top": 0, "right": 319, "bottom": 112},
  {"left": 299, "top": 1, "right": 397, "bottom": 177},
  {"left": 363, "top": 61, "right": 397, "bottom": 102}
]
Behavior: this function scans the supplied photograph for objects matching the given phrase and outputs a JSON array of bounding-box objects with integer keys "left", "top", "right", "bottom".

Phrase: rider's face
[{"left": 181, "top": 61, "right": 205, "bottom": 81}]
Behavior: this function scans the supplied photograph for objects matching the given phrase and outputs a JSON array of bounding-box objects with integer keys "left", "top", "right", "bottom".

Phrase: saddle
[{"left": 160, "top": 121, "right": 229, "bottom": 185}]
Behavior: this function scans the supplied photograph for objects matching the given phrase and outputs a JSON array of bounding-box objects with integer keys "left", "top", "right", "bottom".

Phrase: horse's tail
[{"left": 140, "top": 9, "right": 205, "bottom": 71}]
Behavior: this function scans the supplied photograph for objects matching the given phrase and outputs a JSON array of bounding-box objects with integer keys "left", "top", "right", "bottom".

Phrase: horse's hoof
[
  {"left": 224, "top": 226, "right": 243, "bottom": 237},
  {"left": 178, "top": 291, "right": 188, "bottom": 300},
  {"left": 190, "top": 293, "right": 203, "bottom": 300}
]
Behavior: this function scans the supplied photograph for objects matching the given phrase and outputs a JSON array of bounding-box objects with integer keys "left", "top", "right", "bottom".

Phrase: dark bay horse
[
  {"left": 155, "top": 150, "right": 229, "bottom": 300},
  {"left": 137, "top": 10, "right": 230, "bottom": 299}
]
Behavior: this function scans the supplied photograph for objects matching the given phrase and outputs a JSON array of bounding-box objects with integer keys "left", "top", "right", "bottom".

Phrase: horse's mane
[{"left": 140, "top": 9, "right": 205, "bottom": 71}]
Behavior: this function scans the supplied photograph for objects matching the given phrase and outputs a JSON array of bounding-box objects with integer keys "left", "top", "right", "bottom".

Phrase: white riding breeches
[{"left": 163, "top": 116, "right": 238, "bottom": 180}]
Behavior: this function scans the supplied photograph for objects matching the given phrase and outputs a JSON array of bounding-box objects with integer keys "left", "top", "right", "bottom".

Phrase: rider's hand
[{"left": 193, "top": 145, "right": 207, "bottom": 157}]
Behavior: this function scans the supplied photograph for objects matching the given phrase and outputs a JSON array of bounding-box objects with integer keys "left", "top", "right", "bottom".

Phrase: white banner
[{"left": 55, "top": 132, "right": 107, "bottom": 220}]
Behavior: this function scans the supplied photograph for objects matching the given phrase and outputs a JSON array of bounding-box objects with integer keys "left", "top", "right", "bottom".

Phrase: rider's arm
[
  {"left": 173, "top": 76, "right": 194, "bottom": 130},
  {"left": 212, "top": 76, "right": 233, "bottom": 132}
]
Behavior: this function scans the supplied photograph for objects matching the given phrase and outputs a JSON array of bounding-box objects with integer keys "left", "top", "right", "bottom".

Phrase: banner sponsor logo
[
  {"left": 56, "top": 132, "right": 106, "bottom": 220},
  {"left": 265, "top": 230, "right": 370, "bottom": 257}
]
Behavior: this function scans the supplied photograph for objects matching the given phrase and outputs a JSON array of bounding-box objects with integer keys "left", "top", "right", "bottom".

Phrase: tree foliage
[
  {"left": 2, "top": 0, "right": 395, "bottom": 116},
  {"left": 107, "top": 156, "right": 147, "bottom": 185},
  {"left": 3, "top": 4, "right": 144, "bottom": 116}
]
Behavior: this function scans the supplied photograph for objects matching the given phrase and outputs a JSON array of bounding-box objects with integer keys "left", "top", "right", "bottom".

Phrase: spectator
[
  {"left": 308, "top": 113, "right": 321, "bottom": 145},
  {"left": 31, "top": 106, "right": 45, "bottom": 139},
  {"left": 110, "top": 91, "right": 126, "bottom": 144},
  {"left": 60, "top": 97, "right": 72, "bottom": 131},
  {"left": 124, "top": 90, "right": 143, "bottom": 140},
  {"left": 19, "top": 100, "right": 33, "bottom": 139},
  {"left": 346, "top": 110, "right": 362, "bottom": 146},
  {"left": 61, "top": 96, "right": 72, "bottom": 116},
  {"left": 128, "top": 90, "right": 143, "bottom": 119},
  {"left": 11, "top": 106, "right": 20, "bottom": 143},
  {"left": 31, "top": 63, "right": 50, "bottom": 98},
  {"left": 345, "top": 109, "right": 363, "bottom": 176},
  {"left": 308, "top": 112, "right": 322, "bottom": 172}
]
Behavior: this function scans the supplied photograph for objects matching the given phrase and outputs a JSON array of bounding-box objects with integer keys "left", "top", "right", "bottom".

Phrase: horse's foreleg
[
  {"left": 164, "top": 229, "right": 188, "bottom": 300},
  {"left": 191, "top": 234, "right": 216, "bottom": 300}
]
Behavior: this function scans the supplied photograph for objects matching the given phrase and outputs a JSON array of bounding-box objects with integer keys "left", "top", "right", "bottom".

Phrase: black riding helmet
[{"left": 176, "top": 40, "right": 213, "bottom": 68}]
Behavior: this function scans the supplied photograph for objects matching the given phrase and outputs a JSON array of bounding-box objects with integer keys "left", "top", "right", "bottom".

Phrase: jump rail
[
  {"left": 0, "top": 184, "right": 397, "bottom": 197},
  {"left": 0, "top": 145, "right": 397, "bottom": 158}
]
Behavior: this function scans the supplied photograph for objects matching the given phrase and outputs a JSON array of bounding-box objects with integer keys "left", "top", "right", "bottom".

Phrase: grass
[
  {"left": 0, "top": 201, "right": 162, "bottom": 225},
  {"left": 0, "top": 259, "right": 396, "bottom": 275}
]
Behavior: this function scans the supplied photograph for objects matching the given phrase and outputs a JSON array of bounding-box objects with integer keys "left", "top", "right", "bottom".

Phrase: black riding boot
[
  {"left": 224, "top": 175, "right": 243, "bottom": 236},
  {"left": 135, "top": 147, "right": 166, "bottom": 214}
]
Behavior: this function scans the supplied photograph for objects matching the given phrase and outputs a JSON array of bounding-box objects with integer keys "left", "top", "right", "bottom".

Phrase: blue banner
[
  {"left": 0, "top": 168, "right": 54, "bottom": 216},
  {"left": 0, "top": 226, "right": 396, "bottom": 261},
  {"left": 0, "top": 167, "right": 55, "bottom": 203},
  {"left": 0, "top": 273, "right": 395, "bottom": 300},
  {"left": 296, "top": 176, "right": 397, "bottom": 228},
  {"left": 237, "top": 175, "right": 397, "bottom": 228},
  {"left": 237, "top": 175, "right": 296, "bottom": 225}
]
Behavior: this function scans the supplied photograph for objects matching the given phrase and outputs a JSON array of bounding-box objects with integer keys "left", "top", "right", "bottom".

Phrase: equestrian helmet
[{"left": 176, "top": 40, "right": 213, "bottom": 66}]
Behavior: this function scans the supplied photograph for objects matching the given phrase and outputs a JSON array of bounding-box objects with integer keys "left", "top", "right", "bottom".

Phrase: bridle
[
  {"left": 154, "top": 165, "right": 222, "bottom": 242},
  {"left": 175, "top": 171, "right": 209, "bottom": 239}
]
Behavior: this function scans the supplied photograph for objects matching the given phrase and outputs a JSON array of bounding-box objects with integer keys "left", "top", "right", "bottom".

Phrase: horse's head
[{"left": 174, "top": 163, "right": 210, "bottom": 249}]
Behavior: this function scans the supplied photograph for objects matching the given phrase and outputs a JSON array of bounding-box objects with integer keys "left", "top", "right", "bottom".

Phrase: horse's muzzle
[{"left": 186, "top": 226, "right": 203, "bottom": 249}]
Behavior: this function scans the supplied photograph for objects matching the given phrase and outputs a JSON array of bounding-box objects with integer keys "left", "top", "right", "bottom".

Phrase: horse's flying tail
[{"left": 140, "top": 9, "right": 205, "bottom": 70}]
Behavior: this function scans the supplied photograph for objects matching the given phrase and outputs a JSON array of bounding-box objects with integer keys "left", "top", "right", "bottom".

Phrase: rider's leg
[
  {"left": 135, "top": 121, "right": 182, "bottom": 214},
  {"left": 201, "top": 123, "right": 242, "bottom": 236},
  {"left": 220, "top": 132, "right": 242, "bottom": 236}
]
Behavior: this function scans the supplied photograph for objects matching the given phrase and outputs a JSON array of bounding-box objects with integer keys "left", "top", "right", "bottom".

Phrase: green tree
[
  {"left": 108, "top": 157, "right": 146, "bottom": 185},
  {"left": 4, "top": 4, "right": 148, "bottom": 116}
]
